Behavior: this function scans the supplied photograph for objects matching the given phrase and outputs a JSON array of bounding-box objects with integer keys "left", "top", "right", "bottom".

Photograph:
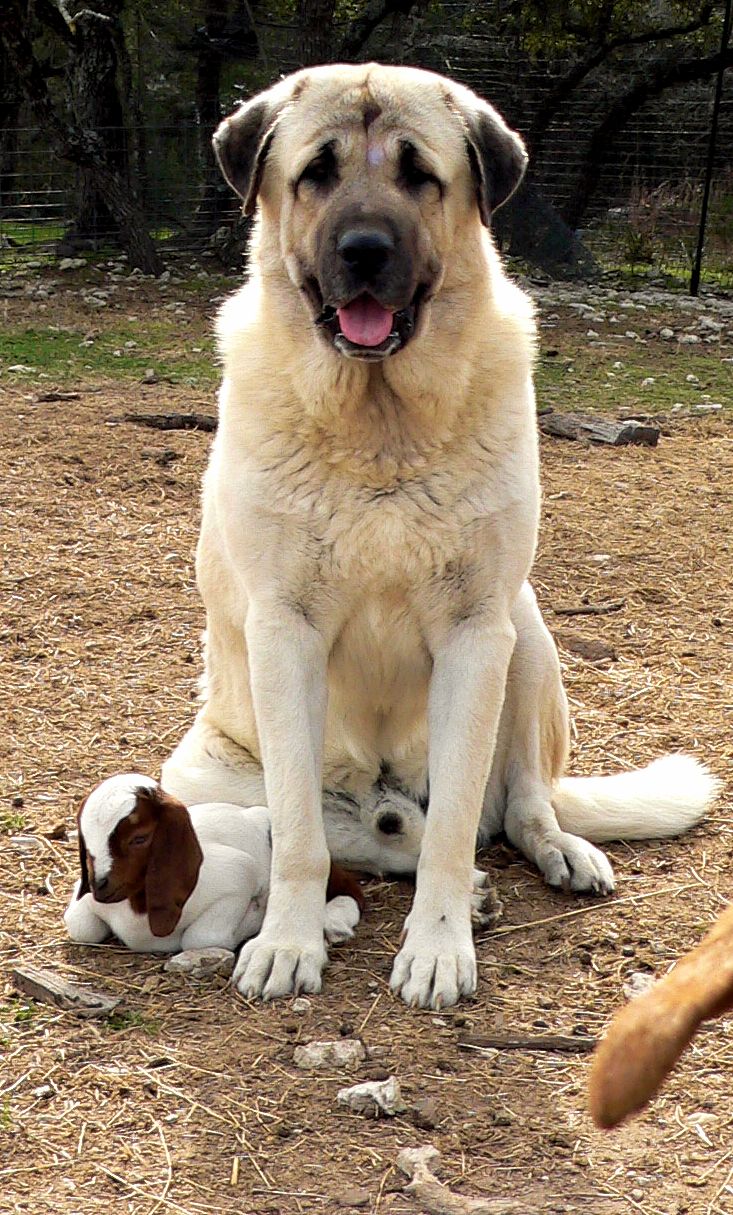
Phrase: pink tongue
[{"left": 337, "top": 295, "right": 394, "bottom": 347}]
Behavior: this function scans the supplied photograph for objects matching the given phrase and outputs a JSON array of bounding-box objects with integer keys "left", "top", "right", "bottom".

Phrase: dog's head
[
  {"left": 77, "top": 774, "right": 203, "bottom": 936},
  {"left": 214, "top": 64, "right": 526, "bottom": 361}
]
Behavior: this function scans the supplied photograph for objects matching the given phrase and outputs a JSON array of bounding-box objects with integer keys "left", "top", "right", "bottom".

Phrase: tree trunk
[
  {"left": 296, "top": 0, "right": 338, "bottom": 65},
  {"left": 495, "top": 181, "right": 598, "bottom": 280},
  {"left": 0, "top": 0, "right": 163, "bottom": 274},
  {"left": 0, "top": 41, "right": 21, "bottom": 212},
  {"left": 63, "top": 5, "right": 129, "bottom": 250}
]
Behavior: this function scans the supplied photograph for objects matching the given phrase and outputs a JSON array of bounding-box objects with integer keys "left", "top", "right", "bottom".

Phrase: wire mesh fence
[{"left": 1, "top": 81, "right": 731, "bottom": 291}]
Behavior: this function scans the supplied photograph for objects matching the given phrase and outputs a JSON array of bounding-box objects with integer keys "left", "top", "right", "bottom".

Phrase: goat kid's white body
[{"left": 65, "top": 801, "right": 359, "bottom": 953}]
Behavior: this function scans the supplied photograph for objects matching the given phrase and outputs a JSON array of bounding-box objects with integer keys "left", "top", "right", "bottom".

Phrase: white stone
[
  {"left": 659, "top": 328, "right": 674, "bottom": 340},
  {"left": 622, "top": 971, "right": 656, "bottom": 1001},
  {"left": 291, "top": 996, "right": 311, "bottom": 1014},
  {"left": 58, "top": 258, "right": 86, "bottom": 271},
  {"left": 396, "top": 1144, "right": 443, "bottom": 1180},
  {"left": 337, "top": 1076, "right": 405, "bottom": 1118},
  {"left": 679, "top": 334, "right": 700, "bottom": 345},
  {"left": 163, "top": 947, "right": 235, "bottom": 978},
  {"left": 293, "top": 1038, "right": 366, "bottom": 1070}
]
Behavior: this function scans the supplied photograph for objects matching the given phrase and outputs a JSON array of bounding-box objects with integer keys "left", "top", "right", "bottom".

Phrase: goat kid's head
[{"left": 77, "top": 774, "right": 203, "bottom": 937}]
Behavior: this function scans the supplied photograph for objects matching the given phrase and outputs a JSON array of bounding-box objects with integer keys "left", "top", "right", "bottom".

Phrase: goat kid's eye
[{"left": 129, "top": 834, "right": 150, "bottom": 847}]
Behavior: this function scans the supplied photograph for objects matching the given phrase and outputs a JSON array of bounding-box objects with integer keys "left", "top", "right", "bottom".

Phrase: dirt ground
[{"left": 1, "top": 278, "right": 733, "bottom": 1215}]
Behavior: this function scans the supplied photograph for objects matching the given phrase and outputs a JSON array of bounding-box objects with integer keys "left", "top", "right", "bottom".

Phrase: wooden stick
[
  {"left": 459, "top": 1033, "right": 596, "bottom": 1055},
  {"left": 12, "top": 964, "right": 122, "bottom": 1017}
]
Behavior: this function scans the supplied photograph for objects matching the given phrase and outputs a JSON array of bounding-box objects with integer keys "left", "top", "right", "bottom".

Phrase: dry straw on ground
[{"left": 1, "top": 286, "right": 732, "bottom": 1215}]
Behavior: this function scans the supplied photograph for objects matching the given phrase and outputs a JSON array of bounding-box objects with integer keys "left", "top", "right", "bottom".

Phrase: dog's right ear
[
  {"left": 76, "top": 799, "right": 91, "bottom": 897},
  {"left": 213, "top": 76, "right": 304, "bottom": 216}
]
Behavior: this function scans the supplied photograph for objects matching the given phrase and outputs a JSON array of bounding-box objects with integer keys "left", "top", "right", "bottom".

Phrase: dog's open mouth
[{"left": 312, "top": 286, "right": 426, "bottom": 360}]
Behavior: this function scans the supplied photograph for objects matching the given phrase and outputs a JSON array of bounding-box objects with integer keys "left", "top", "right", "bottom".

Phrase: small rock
[
  {"left": 412, "top": 1095, "right": 439, "bottom": 1130},
  {"left": 396, "top": 1144, "right": 443, "bottom": 1180},
  {"left": 32, "top": 1084, "right": 54, "bottom": 1100},
  {"left": 58, "top": 257, "right": 86, "bottom": 271},
  {"left": 142, "top": 368, "right": 157, "bottom": 384},
  {"left": 640, "top": 377, "right": 655, "bottom": 388},
  {"left": 659, "top": 327, "right": 674, "bottom": 340},
  {"left": 7, "top": 365, "right": 37, "bottom": 374},
  {"left": 692, "top": 402, "right": 722, "bottom": 413},
  {"left": 586, "top": 329, "right": 600, "bottom": 339},
  {"left": 163, "top": 947, "right": 234, "bottom": 979},
  {"left": 679, "top": 334, "right": 700, "bottom": 345},
  {"left": 338, "top": 1188, "right": 370, "bottom": 1209},
  {"left": 293, "top": 1038, "right": 366, "bottom": 1070},
  {"left": 623, "top": 971, "right": 656, "bottom": 1001},
  {"left": 337, "top": 1076, "right": 405, "bottom": 1118},
  {"left": 291, "top": 996, "right": 311, "bottom": 1014},
  {"left": 630, "top": 1190, "right": 644, "bottom": 1202}
]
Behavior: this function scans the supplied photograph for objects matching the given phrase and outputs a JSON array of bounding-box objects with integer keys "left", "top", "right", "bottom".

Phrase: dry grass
[{"left": 1, "top": 283, "right": 732, "bottom": 1215}]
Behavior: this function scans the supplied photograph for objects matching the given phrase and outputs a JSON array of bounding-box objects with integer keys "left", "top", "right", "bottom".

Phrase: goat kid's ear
[
  {"left": 213, "top": 73, "right": 306, "bottom": 216},
  {"left": 447, "top": 86, "right": 527, "bottom": 224},
  {"left": 76, "top": 798, "right": 91, "bottom": 897},
  {"left": 140, "top": 788, "right": 203, "bottom": 937}
]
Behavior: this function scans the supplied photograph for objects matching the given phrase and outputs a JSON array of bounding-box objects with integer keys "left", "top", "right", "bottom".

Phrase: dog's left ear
[
  {"left": 213, "top": 75, "right": 304, "bottom": 216},
  {"left": 139, "top": 788, "right": 203, "bottom": 937},
  {"left": 449, "top": 90, "right": 528, "bottom": 224}
]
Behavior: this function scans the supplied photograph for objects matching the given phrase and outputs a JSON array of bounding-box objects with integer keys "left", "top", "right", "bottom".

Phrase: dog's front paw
[
  {"left": 390, "top": 918, "right": 477, "bottom": 1009},
  {"left": 233, "top": 933, "right": 327, "bottom": 1000},
  {"left": 538, "top": 832, "right": 616, "bottom": 895}
]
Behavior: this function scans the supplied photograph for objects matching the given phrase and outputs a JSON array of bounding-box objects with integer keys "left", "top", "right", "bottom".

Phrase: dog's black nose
[{"left": 337, "top": 228, "right": 394, "bottom": 279}]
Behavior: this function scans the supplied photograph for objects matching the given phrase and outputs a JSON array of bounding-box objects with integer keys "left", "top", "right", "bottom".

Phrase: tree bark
[
  {"left": 296, "top": 0, "right": 338, "bottom": 64},
  {"left": 0, "top": 0, "right": 162, "bottom": 274}
]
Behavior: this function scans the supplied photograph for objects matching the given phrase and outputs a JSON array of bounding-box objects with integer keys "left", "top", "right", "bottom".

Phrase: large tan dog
[{"left": 162, "top": 64, "right": 717, "bottom": 1008}]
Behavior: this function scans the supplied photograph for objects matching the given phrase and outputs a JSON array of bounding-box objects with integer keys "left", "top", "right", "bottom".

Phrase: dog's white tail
[{"left": 553, "top": 755, "right": 720, "bottom": 843}]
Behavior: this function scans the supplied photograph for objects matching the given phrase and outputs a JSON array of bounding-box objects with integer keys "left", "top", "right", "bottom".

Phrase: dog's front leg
[
  {"left": 390, "top": 614, "right": 516, "bottom": 1009},
  {"left": 232, "top": 601, "right": 330, "bottom": 999}
]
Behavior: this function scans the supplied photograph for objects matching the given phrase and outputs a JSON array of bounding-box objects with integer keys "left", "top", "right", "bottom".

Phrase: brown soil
[{"left": 1, "top": 324, "right": 732, "bottom": 1215}]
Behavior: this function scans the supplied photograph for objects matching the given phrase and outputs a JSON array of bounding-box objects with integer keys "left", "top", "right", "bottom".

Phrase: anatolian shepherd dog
[{"left": 161, "top": 64, "right": 718, "bottom": 1009}]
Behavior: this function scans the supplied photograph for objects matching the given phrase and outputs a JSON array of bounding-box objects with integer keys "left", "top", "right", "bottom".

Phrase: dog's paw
[
  {"left": 233, "top": 933, "right": 327, "bottom": 1000},
  {"left": 537, "top": 832, "right": 615, "bottom": 896},
  {"left": 471, "top": 867, "right": 503, "bottom": 927},
  {"left": 390, "top": 919, "right": 477, "bottom": 1009},
  {"left": 324, "top": 895, "right": 360, "bottom": 944}
]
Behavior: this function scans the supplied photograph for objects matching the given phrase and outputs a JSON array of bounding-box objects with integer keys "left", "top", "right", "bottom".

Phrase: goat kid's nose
[
  {"left": 94, "top": 876, "right": 109, "bottom": 895},
  {"left": 337, "top": 228, "right": 395, "bottom": 279}
]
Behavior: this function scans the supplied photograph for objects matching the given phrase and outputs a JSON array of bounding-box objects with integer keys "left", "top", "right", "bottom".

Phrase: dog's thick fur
[{"left": 162, "top": 63, "right": 718, "bottom": 1008}]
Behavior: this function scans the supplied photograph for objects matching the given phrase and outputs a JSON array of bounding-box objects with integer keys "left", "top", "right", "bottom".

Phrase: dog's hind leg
[{"left": 487, "top": 583, "right": 616, "bottom": 895}]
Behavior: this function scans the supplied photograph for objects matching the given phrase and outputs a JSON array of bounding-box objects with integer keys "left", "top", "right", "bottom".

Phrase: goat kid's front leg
[
  {"left": 232, "top": 602, "right": 330, "bottom": 1000},
  {"left": 390, "top": 615, "right": 516, "bottom": 1009}
]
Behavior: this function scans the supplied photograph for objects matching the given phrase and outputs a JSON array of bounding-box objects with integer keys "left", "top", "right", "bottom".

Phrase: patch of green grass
[
  {"left": 0, "top": 1098, "right": 12, "bottom": 1130},
  {"left": 0, "top": 220, "right": 66, "bottom": 247},
  {"left": 536, "top": 340, "right": 732, "bottom": 416},
  {"left": 0, "top": 322, "right": 219, "bottom": 388},
  {"left": 0, "top": 809, "right": 26, "bottom": 833},
  {"left": 11, "top": 1002, "right": 37, "bottom": 1027},
  {"left": 106, "top": 1010, "right": 161, "bottom": 1035}
]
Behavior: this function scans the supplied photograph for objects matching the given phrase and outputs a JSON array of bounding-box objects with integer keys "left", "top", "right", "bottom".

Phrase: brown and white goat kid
[{"left": 64, "top": 774, "right": 364, "bottom": 954}]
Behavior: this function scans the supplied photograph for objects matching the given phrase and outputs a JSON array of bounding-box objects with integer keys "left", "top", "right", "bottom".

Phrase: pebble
[
  {"left": 293, "top": 1038, "right": 366, "bottom": 1070},
  {"left": 338, "top": 1188, "right": 370, "bottom": 1208},
  {"left": 163, "top": 947, "right": 235, "bottom": 978},
  {"left": 291, "top": 996, "right": 311, "bottom": 1014},
  {"left": 623, "top": 971, "right": 656, "bottom": 1001},
  {"left": 659, "top": 327, "right": 674, "bottom": 339},
  {"left": 679, "top": 333, "right": 700, "bottom": 344},
  {"left": 337, "top": 1076, "right": 405, "bottom": 1118},
  {"left": 58, "top": 257, "right": 86, "bottom": 271}
]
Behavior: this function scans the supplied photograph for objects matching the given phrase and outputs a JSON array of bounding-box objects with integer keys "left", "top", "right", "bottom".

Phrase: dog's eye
[
  {"left": 399, "top": 144, "right": 441, "bottom": 193},
  {"left": 297, "top": 146, "right": 338, "bottom": 191}
]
